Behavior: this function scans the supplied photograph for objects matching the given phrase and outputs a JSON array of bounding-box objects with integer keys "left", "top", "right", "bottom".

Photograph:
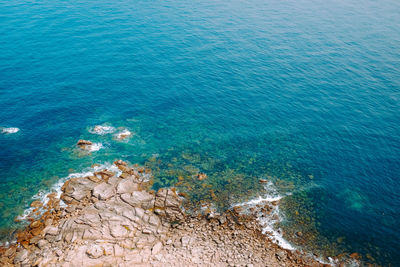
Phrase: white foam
[
  {"left": 1, "top": 127, "right": 20, "bottom": 134},
  {"left": 115, "top": 129, "right": 132, "bottom": 140},
  {"left": 86, "top": 142, "right": 103, "bottom": 151},
  {"left": 89, "top": 125, "right": 116, "bottom": 135},
  {"left": 233, "top": 181, "right": 294, "bottom": 250}
]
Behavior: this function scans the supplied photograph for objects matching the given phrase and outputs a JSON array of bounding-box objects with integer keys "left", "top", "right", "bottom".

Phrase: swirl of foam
[
  {"left": 1, "top": 127, "right": 20, "bottom": 134},
  {"left": 89, "top": 125, "right": 116, "bottom": 135},
  {"left": 114, "top": 129, "right": 132, "bottom": 140}
]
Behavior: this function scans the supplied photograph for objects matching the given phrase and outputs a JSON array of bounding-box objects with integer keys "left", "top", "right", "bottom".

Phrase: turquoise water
[{"left": 1, "top": 0, "right": 400, "bottom": 264}]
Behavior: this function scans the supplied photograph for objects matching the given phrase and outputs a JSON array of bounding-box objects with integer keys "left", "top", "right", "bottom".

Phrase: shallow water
[{"left": 1, "top": 0, "right": 400, "bottom": 264}]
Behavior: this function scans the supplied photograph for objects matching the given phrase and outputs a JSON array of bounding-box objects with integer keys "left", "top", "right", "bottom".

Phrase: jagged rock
[
  {"left": 43, "top": 226, "right": 58, "bottom": 236},
  {"left": 116, "top": 177, "right": 139, "bottom": 194},
  {"left": 94, "top": 170, "right": 115, "bottom": 182},
  {"left": 87, "top": 175, "right": 102, "bottom": 183},
  {"left": 92, "top": 182, "right": 116, "bottom": 200},
  {"left": 121, "top": 191, "right": 154, "bottom": 209},
  {"left": 13, "top": 249, "right": 28, "bottom": 263}
]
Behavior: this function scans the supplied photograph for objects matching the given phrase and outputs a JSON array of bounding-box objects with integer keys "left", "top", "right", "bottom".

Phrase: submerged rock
[
  {"left": 197, "top": 173, "right": 207, "bottom": 181},
  {"left": 115, "top": 129, "right": 132, "bottom": 140}
]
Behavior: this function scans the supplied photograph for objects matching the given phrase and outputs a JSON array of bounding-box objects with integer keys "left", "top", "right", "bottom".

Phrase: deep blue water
[{"left": 1, "top": 0, "right": 400, "bottom": 265}]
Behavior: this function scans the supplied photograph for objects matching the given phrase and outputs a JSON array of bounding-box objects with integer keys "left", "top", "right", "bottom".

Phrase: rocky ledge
[{"left": 0, "top": 160, "right": 326, "bottom": 267}]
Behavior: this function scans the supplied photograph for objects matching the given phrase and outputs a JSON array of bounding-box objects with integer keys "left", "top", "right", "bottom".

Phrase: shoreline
[{"left": 0, "top": 160, "right": 352, "bottom": 266}]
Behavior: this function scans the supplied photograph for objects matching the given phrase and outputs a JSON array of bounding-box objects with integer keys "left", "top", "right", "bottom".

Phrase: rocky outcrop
[
  {"left": 76, "top": 140, "right": 93, "bottom": 151},
  {"left": 0, "top": 161, "right": 326, "bottom": 267},
  {"left": 0, "top": 161, "right": 184, "bottom": 267}
]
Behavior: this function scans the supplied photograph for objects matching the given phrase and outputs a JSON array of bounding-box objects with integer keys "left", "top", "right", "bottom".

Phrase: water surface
[{"left": 1, "top": 0, "right": 400, "bottom": 265}]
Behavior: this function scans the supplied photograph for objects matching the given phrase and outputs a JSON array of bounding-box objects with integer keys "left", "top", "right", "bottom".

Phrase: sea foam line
[
  {"left": 1, "top": 127, "right": 20, "bottom": 134},
  {"left": 89, "top": 125, "right": 116, "bottom": 135},
  {"left": 233, "top": 181, "right": 294, "bottom": 250}
]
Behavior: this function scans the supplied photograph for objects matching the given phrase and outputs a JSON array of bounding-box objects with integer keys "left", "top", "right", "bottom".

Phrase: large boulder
[
  {"left": 92, "top": 183, "right": 116, "bottom": 200},
  {"left": 116, "top": 177, "right": 139, "bottom": 194},
  {"left": 120, "top": 191, "right": 154, "bottom": 209}
]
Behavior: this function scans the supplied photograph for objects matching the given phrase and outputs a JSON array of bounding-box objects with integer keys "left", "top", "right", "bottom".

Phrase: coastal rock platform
[{"left": 0, "top": 161, "right": 325, "bottom": 267}]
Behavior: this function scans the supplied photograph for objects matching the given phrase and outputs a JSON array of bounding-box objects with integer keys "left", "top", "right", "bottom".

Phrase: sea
[{"left": 1, "top": 0, "right": 399, "bottom": 265}]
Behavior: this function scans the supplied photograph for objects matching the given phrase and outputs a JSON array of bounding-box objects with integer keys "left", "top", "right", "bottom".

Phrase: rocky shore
[{"left": 0, "top": 160, "right": 327, "bottom": 267}]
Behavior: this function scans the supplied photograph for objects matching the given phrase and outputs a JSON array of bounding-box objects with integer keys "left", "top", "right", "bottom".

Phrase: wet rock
[
  {"left": 77, "top": 140, "right": 92, "bottom": 146},
  {"left": 30, "top": 200, "right": 43, "bottom": 208},
  {"left": 77, "top": 140, "right": 93, "bottom": 150},
  {"left": 271, "top": 200, "right": 279, "bottom": 206},
  {"left": 29, "top": 220, "right": 41, "bottom": 229},
  {"left": 197, "top": 173, "right": 207, "bottom": 181},
  {"left": 115, "top": 129, "right": 132, "bottom": 140}
]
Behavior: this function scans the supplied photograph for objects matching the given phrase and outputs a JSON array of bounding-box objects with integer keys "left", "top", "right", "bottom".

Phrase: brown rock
[
  {"left": 120, "top": 172, "right": 130, "bottom": 179},
  {"left": 29, "top": 221, "right": 42, "bottom": 229},
  {"left": 94, "top": 170, "right": 115, "bottom": 181},
  {"left": 197, "top": 173, "right": 207, "bottom": 181},
  {"left": 87, "top": 175, "right": 102, "bottom": 183},
  {"left": 30, "top": 200, "right": 43, "bottom": 208},
  {"left": 4, "top": 247, "right": 16, "bottom": 257},
  {"left": 350, "top": 252, "right": 360, "bottom": 259},
  {"left": 31, "top": 227, "right": 42, "bottom": 236},
  {"left": 77, "top": 140, "right": 92, "bottom": 146}
]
